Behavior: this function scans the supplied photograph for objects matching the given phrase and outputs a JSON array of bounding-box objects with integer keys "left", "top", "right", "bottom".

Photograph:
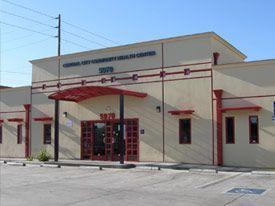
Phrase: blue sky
[{"left": 0, "top": 0, "right": 275, "bottom": 87}]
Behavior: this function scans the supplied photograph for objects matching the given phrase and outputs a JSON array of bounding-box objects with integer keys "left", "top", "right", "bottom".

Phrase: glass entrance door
[
  {"left": 111, "top": 122, "right": 120, "bottom": 161},
  {"left": 92, "top": 122, "right": 106, "bottom": 160},
  {"left": 81, "top": 119, "right": 139, "bottom": 161}
]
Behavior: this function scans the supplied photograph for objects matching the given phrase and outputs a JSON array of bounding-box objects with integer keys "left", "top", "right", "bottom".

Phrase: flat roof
[{"left": 30, "top": 32, "right": 247, "bottom": 63}]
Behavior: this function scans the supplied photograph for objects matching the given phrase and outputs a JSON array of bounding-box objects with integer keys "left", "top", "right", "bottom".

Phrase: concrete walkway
[{"left": 1, "top": 157, "right": 275, "bottom": 173}]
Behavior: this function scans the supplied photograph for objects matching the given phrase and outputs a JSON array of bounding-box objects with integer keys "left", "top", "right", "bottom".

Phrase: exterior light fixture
[
  {"left": 62, "top": 112, "right": 68, "bottom": 118},
  {"left": 156, "top": 106, "right": 161, "bottom": 113},
  {"left": 105, "top": 106, "right": 111, "bottom": 111}
]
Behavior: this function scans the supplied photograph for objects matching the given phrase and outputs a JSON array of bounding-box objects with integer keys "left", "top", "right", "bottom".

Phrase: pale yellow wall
[
  {"left": 32, "top": 59, "right": 59, "bottom": 83},
  {"left": 163, "top": 37, "right": 211, "bottom": 67},
  {"left": 0, "top": 87, "right": 31, "bottom": 157},
  {"left": 214, "top": 60, "right": 275, "bottom": 168},
  {"left": 164, "top": 77, "right": 213, "bottom": 164},
  {"left": 223, "top": 104, "right": 275, "bottom": 168},
  {"left": 30, "top": 35, "right": 216, "bottom": 162},
  {"left": 30, "top": 33, "right": 275, "bottom": 168},
  {"left": 54, "top": 82, "right": 163, "bottom": 161},
  {"left": 31, "top": 93, "right": 54, "bottom": 157},
  {"left": 214, "top": 61, "right": 275, "bottom": 99},
  {"left": 211, "top": 38, "right": 245, "bottom": 65}
]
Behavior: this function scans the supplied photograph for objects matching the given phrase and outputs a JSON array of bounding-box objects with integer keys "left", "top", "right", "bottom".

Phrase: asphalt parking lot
[{"left": 1, "top": 164, "right": 275, "bottom": 206}]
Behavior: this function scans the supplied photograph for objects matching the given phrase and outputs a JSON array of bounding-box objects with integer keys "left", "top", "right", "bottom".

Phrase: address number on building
[{"left": 100, "top": 113, "right": 116, "bottom": 120}]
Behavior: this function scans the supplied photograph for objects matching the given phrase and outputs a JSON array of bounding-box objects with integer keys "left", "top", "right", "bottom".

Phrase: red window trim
[
  {"left": 225, "top": 117, "right": 235, "bottom": 144},
  {"left": 179, "top": 119, "right": 192, "bottom": 144},
  {"left": 17, "top": 124, "right": 22, "bottom": 144},
  {"left": 249, "top": 115, "right": 259, "bottom": 144},
  {"left": 43, "top": 124, "right": 52, "bottom": 144}
]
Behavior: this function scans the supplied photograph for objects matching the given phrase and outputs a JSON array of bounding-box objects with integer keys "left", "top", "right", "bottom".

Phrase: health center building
[{"left": 0, "top": 32, "right": 275, "bottom": 168}]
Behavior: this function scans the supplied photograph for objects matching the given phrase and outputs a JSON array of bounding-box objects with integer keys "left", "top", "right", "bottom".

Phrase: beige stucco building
[{"left": 0, "top": 32, "right": 275, "bottom": 168}]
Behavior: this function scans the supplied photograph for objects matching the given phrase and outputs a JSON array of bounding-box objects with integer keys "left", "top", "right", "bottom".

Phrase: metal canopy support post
[{"left": 119, "top": 94, "right": 124, "bottom": 164}]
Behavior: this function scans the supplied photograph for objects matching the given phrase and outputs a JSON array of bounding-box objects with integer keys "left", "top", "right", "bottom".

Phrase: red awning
[
  {"left": 7, "top": 118, "right": 24, "bottom": 122},
  {"left": 33, "top": 117, "right": 53, "bottom": 121},
  {"left": 48, "top": 86, "right": 147, "bottom": 103},
  {"left": 221, "top": 106, "right": 261, "bottom": 113},
  {"left": 168, "top": 110, "right": 195, "bottom": 115}
]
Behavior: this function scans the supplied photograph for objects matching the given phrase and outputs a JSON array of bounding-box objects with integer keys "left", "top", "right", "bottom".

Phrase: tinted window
[
  {"left": 226, "top": 117, "right": 235, "bottom": 144},
  {"left": 249, "top": 116, "right": 259, "bottom": 143},
  {"left": 179, "top": 119, "right": 191, "bottom": 144},
  {"left": 17, "top": 125, "right": 22, "bottom": 144},
  {"left": 44, "top": 124, "right": 51, "bottom": 144}
]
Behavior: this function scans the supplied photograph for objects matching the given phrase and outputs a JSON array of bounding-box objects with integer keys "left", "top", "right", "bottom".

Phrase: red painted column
[
  {"left": 213, "top": 90, "right": 223, "bottom": 166},
  {"left": 24, "top": 104, "right": 31, "bottom": 158}
]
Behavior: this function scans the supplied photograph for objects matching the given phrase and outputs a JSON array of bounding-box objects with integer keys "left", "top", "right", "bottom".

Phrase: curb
[
  {"left": 251, "top": 171, "right": 275, "bottom": 175},
  {"left": 189, "top": 168, "right": 217, "bottom": 173},
  {"left": 25, "top": 164, "right": 42, "bottom": 167},
  {"left": 135, "top": 166, "right": 161, "bottom": 170},
  {"left": 44, "top": 162, "right": 135, "bottom": 169},
  {"left": 79, "top": 166, "right": 103, "bottom": 170},
  {"left": 6, "top": 162, "right": 25, "bottom": 166},
  {"left": 41, "top": 164, "right": 61, "bottom": 168}
]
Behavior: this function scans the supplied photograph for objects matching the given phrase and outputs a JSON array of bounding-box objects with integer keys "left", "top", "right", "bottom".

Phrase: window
[
  {"left": 179, "top": 119, "right": 191, "bottom": 144},
  {"left": 0, "top": 125, "right": 2, "bottom": 144},
  {"left": 17, "top": 125, "right": 22, "bottom": 144},
  {"left": 44, "top": 124, "right": 51, "bottom": 144},
  {"left": 249, "top": 116, "right": 259, "bottom": 144},
  {"left": 226, "top": 117, "right": 235, "bottom": 144}
]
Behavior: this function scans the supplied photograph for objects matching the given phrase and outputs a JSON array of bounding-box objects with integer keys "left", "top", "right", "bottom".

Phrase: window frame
[
  {"left": 17, "top": 124, "right": 22, "bottom": 144},
  {"left": 179, "top": 119, "right": 192, "bottom": 144},
  {"left": 225, "top": 117, "right": 235, "bottom": 144},
  {"left": 249, "top": 115, "right": 259, "bottom": 144},
  {"left": 43, "top": 124, "right": 52, "bottom": 144}
]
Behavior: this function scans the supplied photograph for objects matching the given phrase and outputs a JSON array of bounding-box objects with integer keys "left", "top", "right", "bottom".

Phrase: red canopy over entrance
[{"left": 48, "top": 86, "right": 147, "bottom": 103}]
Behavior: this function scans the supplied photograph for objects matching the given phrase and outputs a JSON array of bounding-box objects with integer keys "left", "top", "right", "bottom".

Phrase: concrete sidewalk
[{"left": 1, "top": 157, "right": 275, "bottom": 173}]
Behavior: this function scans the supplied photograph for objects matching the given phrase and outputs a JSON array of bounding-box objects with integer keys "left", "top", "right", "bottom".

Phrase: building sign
[
  {"left": 66, "top": 120, "right": 73, "bottom": 128},
  {"left": 63, "top": 51, "right": 156, "bottom": 68},
  {"left": 98, "top": 66, "right": 114, "bottom": 74},
  {"left": 100, "top": 113, "right": 116, "bottom": 120}
]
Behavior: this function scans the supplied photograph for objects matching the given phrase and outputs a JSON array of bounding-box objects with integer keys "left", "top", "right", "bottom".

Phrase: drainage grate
[{"left": 227, "top": 188, "right": 266, "bottom": 195}]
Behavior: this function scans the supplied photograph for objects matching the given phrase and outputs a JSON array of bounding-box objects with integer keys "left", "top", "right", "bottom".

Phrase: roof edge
[
  {"left": 211, "top": 33, "right": 247, "bottom": 60},
  {"left": 30, "top": 32, "right": 246, "bottom": 64}
]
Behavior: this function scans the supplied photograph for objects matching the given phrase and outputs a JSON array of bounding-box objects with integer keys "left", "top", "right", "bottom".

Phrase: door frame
[{"left": 80, "top": 118, "right": 139, "bottom": 161}]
